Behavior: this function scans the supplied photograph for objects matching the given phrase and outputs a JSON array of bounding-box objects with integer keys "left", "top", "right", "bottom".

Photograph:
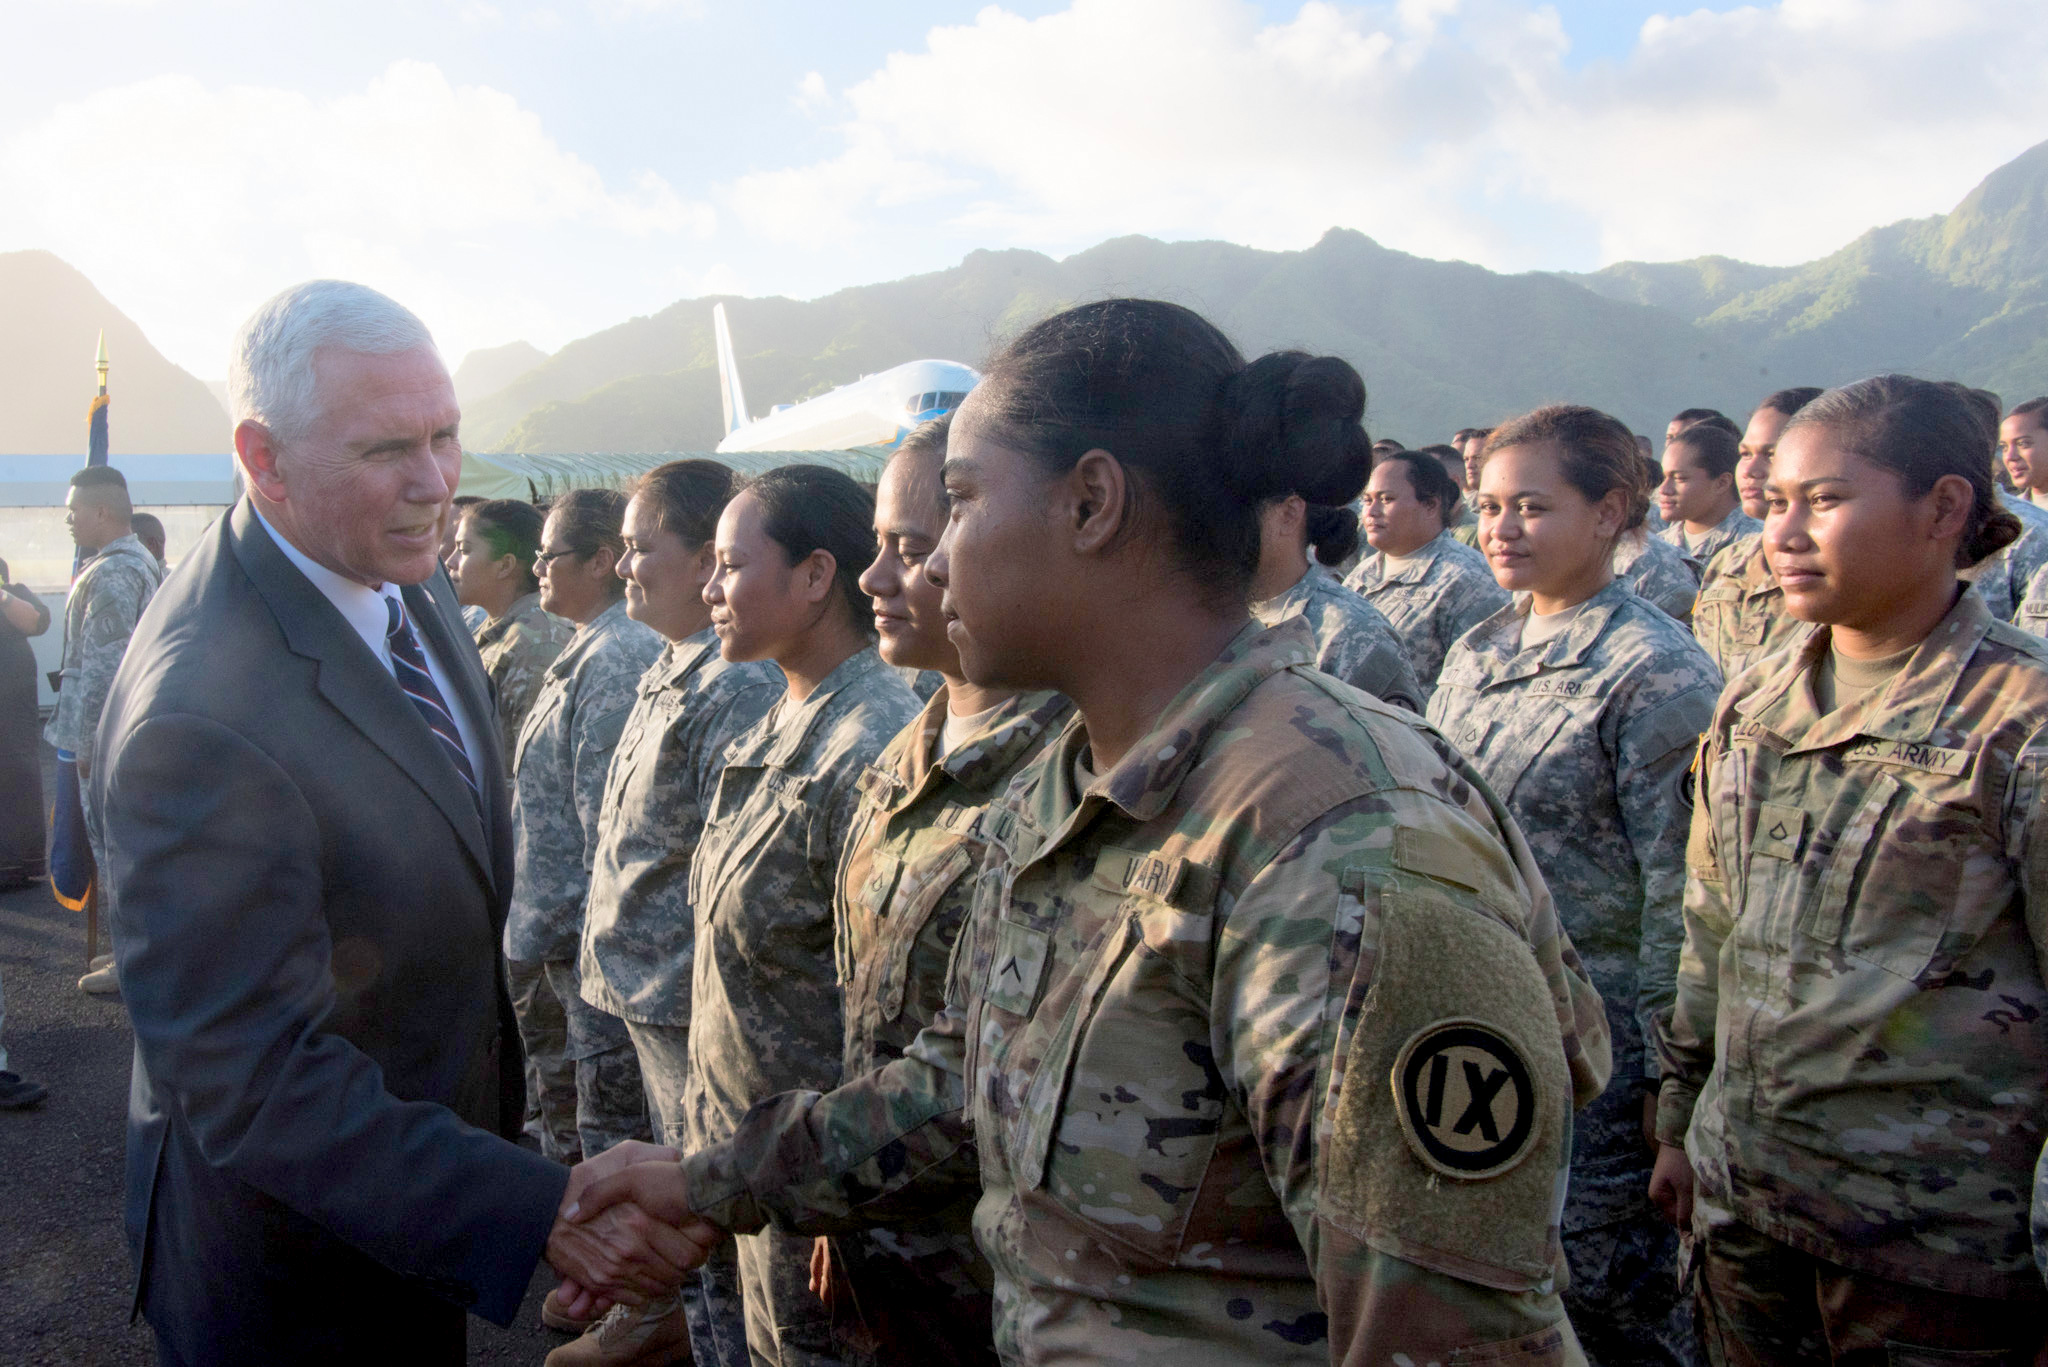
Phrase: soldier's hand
[
  {"left": 809, "top": 1235, "right": 834, "bottom": 1308},
  {"left": 570, "top": 1158, "right": 726, "bottom": 1253},
  {"left": 566, "top": 1140, "right": 680, "bottom": 1208},
  {"left": 1648, "top": 1143, "right": 1694, "bottom": 1228}
]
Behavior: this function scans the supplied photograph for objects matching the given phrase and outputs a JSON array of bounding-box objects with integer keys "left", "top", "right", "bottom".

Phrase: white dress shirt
[{"left": 252, "top": 507, "right": 487, "bottom": 776}]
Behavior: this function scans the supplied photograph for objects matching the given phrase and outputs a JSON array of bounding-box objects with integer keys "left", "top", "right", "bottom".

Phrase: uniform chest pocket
[
  {"left": 1813, "top": 770, "right": 1988, "bottom": 981},
  {"left": 1469, "top": 695, "right": 1582, "bottom": 806},
  {"left": 1006, "top": 898, "right": 1227, "bottom": 1265},
  {"left": 694, "top": 765, "right": 808, "bottom": 921},
  {"left": 853, "top": 842, "right": 975, "bottom": 1024}
]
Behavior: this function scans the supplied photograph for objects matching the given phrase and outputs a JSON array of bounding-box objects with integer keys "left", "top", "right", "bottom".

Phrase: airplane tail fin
[{"left": 713, "top": 303, "right": 749, "bottom": 437}]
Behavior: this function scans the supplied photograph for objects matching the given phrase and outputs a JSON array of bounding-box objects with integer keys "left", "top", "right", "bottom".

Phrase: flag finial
[{"left": 94, "top": 329, "right": 108, "bottom": 396}]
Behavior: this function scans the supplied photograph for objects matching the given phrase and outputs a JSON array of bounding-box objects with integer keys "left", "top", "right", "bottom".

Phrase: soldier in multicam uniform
[
  {"left": 569, "top": 302, "right": 1611, "bottom": 1366},
  {"left": 1652, "top": 376, "right": 2048, "bottom": 1365},
  {"left": 1654, "top": 424, "right": 1759, "bottom": 575},
  {"left": 1432, "top": 406, "right": 1715, "bottom": 1367},
  {"left": 1346, "top": 447, "right": 1508, "bottom": 701},
  {"left": 506, "top": 489, "right": 664, "bottom": 1174},
  {"left": 805, "top": 415, "right": 1068, "bottom": 1367},
  {"left": 1692, "top": 389, "right": 1826, "bottom": 677},
  {"left": 683, "top": 466, "right": 919, "bottom": 1367},
  {"left": 548, "top": 462, "right": 780, "bottom": 1367},
  {"left": 1249, "top": 465, "right": 1423, "bottom": 710},
  {"left": 447, "top": 497, "right": 575, "bottom": 757}
]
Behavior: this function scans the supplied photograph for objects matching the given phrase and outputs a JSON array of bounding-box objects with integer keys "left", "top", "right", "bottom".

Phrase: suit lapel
[{"left": 228, "top": 503, "right": 495, "bottom": 886}]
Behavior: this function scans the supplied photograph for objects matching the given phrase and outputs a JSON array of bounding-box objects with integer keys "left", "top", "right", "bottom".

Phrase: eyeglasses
[{"left": 534, "top": 548, "right": 580, "bottom": 568}]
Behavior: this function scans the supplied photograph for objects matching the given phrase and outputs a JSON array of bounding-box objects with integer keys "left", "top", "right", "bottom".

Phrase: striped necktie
[{"left": 384, "top": 595, "right": 480, "bottom": 808}]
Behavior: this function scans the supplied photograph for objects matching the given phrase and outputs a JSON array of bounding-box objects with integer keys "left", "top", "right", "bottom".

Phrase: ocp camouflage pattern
[{"left": 1692, "top": 534, "right": 1813, "bottom": 682}]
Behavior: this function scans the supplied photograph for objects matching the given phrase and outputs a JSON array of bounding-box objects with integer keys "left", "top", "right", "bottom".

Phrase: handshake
[{"left": 542, "top": 1140, "right": 721, "bottom": 1319}]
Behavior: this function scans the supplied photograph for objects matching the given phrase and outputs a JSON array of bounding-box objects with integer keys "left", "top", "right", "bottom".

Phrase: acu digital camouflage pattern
[
  {"left": 578, "top": 627, "right": 779, "bottom": 1027},
  {"left": 1692, "top": 535, "right": 1814, "bottom": 682},
  {"left": 2017, "top": 560, "right": 2048, "bottom": 639},
  {"left": 1611, "top": 531, "right": 1700, "bottom": 624},
  {"left": 680, "top": 616, "right": 1613, "bottom": 1367},
  {"left": 1659, "top": 588, "right": 2048, "bottom": 1302},
  {"left": 46, "top": 531, "right": 162, "bottom": 772},
  {"left": 684, "top": 644, "right": 919, "bottom": 1148},
  {"left": 822, "top": 684, "right": 1070, "bottom": 1367},
  {"left": 1250, "top": 565, "right": 1424, "bottom": 711},
  {"left": 505, "top": 597, "right": 664, "bottom": 963},
  {"left": 1429, "top": 577, "right": 1717, "bottom": 1362},
  {"left": 472, "top": 590, "right": 574, "bottom": 760},
  {"left": 1341, "top": 529, "right": 1509, "bottom": 700},
  {"left": 1969, "top": 492, "right": 2048, "bottom": 624},
  {"left": 1656, "top": 507, "right": 1759, "bottom": 577}
]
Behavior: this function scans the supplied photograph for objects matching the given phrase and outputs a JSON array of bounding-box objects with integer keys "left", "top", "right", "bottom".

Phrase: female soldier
[
  {"left": 1651, "top": 376, "right": 2048, "bottom": 1365},
  {"left": 570, "top": 300, "right": 1610, "bottom": 1366},
  {"left": 1695, "top": 388, "right": 1824, "bottom": 673},
  {"left": 809, "top": 416, "right": 1070, "bottom": 1367},
  {"left": 1611, "top": 516, "right": 1700, "bottom": 624},
  {"left": 1654, "top": 423, "right": 1757, "bottom": 574},
  {"left": 1430, "top": 406, "right": 1719, "bottom": 1367},
  {"left": 1345, "top": 447, "right": 1508, "bottom": 700},
  {"left": 683, "top": 467, "right": 919, "bottom": 1367},
  {"left": 447, "top": 497, "right": 573, "bottom": 757},
  {"left": 1247, "top": 463, "right": 1424, "bottom": 710},
  {"left": 506, "top": 488, "right": 664, "bottom": 1169},
  {"left": 556, "top": 462, "right": 780, "bottom": 1364}
]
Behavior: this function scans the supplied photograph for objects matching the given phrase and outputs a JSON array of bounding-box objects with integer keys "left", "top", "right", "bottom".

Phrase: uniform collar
[
  {"left": 756, "top": 646, "right": 889, "bottom": 768},
  {"left": 1251, "top": 566, "right": 1325, "bottom": 624},
  {"left": 646, "top": 625, "right": 723, "bottom": 691},
  {"left": 1461, "top": 577, "right": 1633, "bottom": 685},
  {"left": 1733, "top": 588, "right": 1987, "bottom": 752},
  {"left": 1373, "top": 532, "right": 1452, "bottom": 587},
  {"left": 547, "top": 597, "right": 632, "bottom": 679}
]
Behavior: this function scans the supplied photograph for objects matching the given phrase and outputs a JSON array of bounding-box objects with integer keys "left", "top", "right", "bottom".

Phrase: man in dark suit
[{"left": 93, "top": 281, "right": 709, "bottom": 1365}]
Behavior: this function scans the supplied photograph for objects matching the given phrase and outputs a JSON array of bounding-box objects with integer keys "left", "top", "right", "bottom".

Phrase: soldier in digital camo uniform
[
  {"left": 814, "top": 417, "right": 1069, "bottom": 1367},
  {"left": 447, "top": 498, "right": 576, "bottom": 757},
  {"left": 1611, "top": 526, "right": 1700, "bottom": 624},
  {"left": 568, "top": 302, "right": 1612, "bottom": 1367},
  {"left": 1653, "top": 378, "right": 2048, "bottom": 1365},
  {"left": 1248, "top": 482, "right": 1424, "bottom": 711},
  {"left": 1345, "top": 448, "right": 1509, "bottom": 702},
  {"left": 682, "top": 467, "right": 918, "bottom": 1367},
  {"left": 1432, "top": 407, "right": 1715, "bottom": 1367},
  {"left": 506, "top": 490, "right": 664, "bottom": 1170},
  {"left": 546, "top": 462, "right": 779, "bottom": 1365}
]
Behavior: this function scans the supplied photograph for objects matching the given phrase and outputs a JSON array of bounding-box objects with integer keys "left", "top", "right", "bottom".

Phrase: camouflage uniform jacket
[
  {"left": 2019, "top": 558, "right": 2048, "bottom": 638},
  {"left": 1968, "top": 492, "right": 2048, "bottom": 623},
  {"left": 474, "top": 591, "right": 575, "bottom": 760},
  {"left": 683, "top": 648, "right": 919, "bottom": 1151},
  {"left": 505, "top": 599, "right": 664, "bottom": 963},
  {"left": 1692, "top": 534, "right": 1814, "bottom": 681},
  {"left": 1341, "top": 530, "right": 1510, "bottom": 700},
  {"left": 681, "top": 616, "right": 1613, "bottom": 1366},
  {"left": 1657, "top": 589, "right": 2048, "bottom": 1300},
  {"left": 1430, "top": 579, "right": 1719, "bottom": 1228},
  {"left": 577, "top": 628, "right": 780, "bottom": 1025},
  {"left": 46, "top": 532, "right": 163, "bottom": 770},
  {"left": 1610, "top": 530, "right": 1699, "bottom": 624},
  {"left": 1656, "top": 507, "right": 1760, "bottom": 577},
  {"left": 1251, "top": 566, "right": 1424, "bottom": 711}
]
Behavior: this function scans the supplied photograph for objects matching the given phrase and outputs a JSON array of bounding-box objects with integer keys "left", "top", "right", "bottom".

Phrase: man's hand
[
  {"left": 1648, "top": 1142, "right": 1694, "bottom": 1228},
  {"left": 544, "top": 1145, "right": 700, "bottom": 1320},
  {"left": 564, "top": 1140, "right": 678, "bottom": 1214},
  {"left": 551, "top": 1159, "right": 728, "bottom": 1322}
]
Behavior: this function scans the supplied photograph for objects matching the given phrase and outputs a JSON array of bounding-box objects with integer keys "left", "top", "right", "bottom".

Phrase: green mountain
[
  {"left": 0, "top": 250, "right": 229, "bottom": 454},
  {"left": 468, "top": 231, "right": 1770, "bottom": 453},
  {"left": 1568, "top": 139, "right": 2048, "bottom": 402},
  {"left": 453, "top": 339, "right": 549, "bottom": 409}
]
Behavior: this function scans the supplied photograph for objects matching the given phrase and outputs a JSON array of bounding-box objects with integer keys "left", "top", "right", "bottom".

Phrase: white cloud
[
  {"left": 727, "top": 0, "right": 2048, "bottom": 273},
  {"left": 0, "top": 60, "right": 715, "bottom": 371}
]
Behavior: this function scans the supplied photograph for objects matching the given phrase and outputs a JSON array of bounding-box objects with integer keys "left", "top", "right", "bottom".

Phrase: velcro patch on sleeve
[{"left": 1320, "top": 882, "right": 1570, "bottom": 1292}]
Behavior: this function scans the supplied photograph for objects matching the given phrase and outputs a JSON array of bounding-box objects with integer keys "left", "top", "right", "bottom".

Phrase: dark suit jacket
[{"left": 95, "top": 500, "right": 568, "bottom": 1363}]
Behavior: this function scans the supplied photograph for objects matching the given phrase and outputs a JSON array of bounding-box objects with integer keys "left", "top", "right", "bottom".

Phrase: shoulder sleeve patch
[{"left": 1320, "top": 884, "right": 1569, "bottom": 1292}]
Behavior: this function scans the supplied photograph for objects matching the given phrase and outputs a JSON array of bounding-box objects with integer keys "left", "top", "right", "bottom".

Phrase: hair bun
[{"left": 1218, "top": 351, "right": 1371, "bottom": 507}]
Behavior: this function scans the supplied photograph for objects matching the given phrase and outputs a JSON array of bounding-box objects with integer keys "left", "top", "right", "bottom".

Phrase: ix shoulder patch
[{"left": 1392, "top": 1019, "right": 1539, "bottom": 1180}]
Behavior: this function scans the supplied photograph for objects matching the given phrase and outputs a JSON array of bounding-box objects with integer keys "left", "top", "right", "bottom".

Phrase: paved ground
[{"left": 0, "top": 748, "right": 576, "bottom": 1365}]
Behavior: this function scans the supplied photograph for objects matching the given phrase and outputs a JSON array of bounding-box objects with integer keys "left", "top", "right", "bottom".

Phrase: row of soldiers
[{"left": 447, "top": 306, "right": 2048, "bottom": 1367}]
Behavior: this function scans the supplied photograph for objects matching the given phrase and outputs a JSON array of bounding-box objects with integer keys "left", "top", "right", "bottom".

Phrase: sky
[{"left": 1, "top": 0, "right": 2043, "bottom": 379}]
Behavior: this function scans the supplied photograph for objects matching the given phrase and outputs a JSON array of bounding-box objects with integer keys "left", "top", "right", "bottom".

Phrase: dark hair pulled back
[
  {"left": 1788, "top": 375, "right": 2022, "bottom": 568},
  {"left": 1483, "top": 405, "right": 1652, "bottom": 535},
  {"left": 632, "top": 459, "right": 738, "bottom": 547},
  {"left": 1758, "top": 387, "right": 1824, "bottom": 419},
  {"left": 1668, "top": 423, "right": 1741, "bottom": 480},
  {"left": 466, "top": 498, "right": 545, "bottom": 593},
  {"left": 743, "top": 464, "right": 877, "bottom": 632},
  {"left": 972, "top": 299, "right": 1370, "bottom": 602},
  {"left": 546, "top": 487, "right": 629, "bottom": 598},
  {"left": 1380, "top": 449, "right": 1462, "bottom": 528}
]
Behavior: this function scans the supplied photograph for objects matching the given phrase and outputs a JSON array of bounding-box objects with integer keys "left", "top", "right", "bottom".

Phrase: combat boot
[{"left": 544, "top": 1295, "right": 691, "bottom": 1367}]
